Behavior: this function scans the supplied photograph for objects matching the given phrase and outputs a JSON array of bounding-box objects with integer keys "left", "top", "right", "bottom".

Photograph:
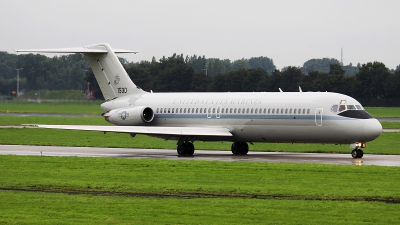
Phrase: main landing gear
[
  {"left": 177, "top": 142, "right": 195, "bottom": 156},
  {"left": 351, "top": 142, "right": 366, "bottom": 158},
  {"left": 231, "top": 142, "right": 249, "bottom": 155}
]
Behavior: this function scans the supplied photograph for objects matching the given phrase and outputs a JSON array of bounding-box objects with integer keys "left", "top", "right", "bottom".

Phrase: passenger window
[
  {"left": 303, "top": 109, "right": 305, "bottom": 114},
  {"left": 268, "top": 108, "right": 270, "bottom": 114},
  {"left": 294, "top": 108, "right": 297, "bottom": 114},
  {"left": 255, "top": 108, "right": 258, "bottom": 114},
  {"left": 230, "top": 108, "right": 232, "bottom": 113},
  {"left": 251, "top": 108, "right": 253, "bottom": 113},
  {"left": 243, "top": 108, "right": 246, "bottom": 114},
  {"left": 212, "top": 108, "right": 215, "bottom": 113},
  {"left": 172, "top": 108, "right": 174, "bottom": 113},
  {"left": 184, "top": 108, "right": 186, "bottom": 113},
  {"left": 285, "top": 109, "right": 288, "bottom": 114},
  {"left": 156, "top": 108, "right": 159, "bottom": 113},
  {"left": 200, "top": 108, "right": 202, "bottom": 113},
  {"left": 272, "top": 108, "right": 275, "bottom": 114},
  {"left": 289, "top": 108, "right": 292, "bottom": 114},
  {"left": 339, "top": 105, "right": 346, "bottom": 112},
  {"left": 281, "top": 108, "right": 284, "bottom": 114},
  {"left": 247, "top": 108, "right": 249, "bottom": 113},
  {"left": 221, "top": 108, "right": 224, "bottom": 113},
  {"left": 234, "top": 108, "right": 237, "bottom": 113},
  {"left": 196, "top": 108, "right": 198, "bottom": 113},
  {"left": 307, "top": 109, "right": 310, "bottom": 114}
]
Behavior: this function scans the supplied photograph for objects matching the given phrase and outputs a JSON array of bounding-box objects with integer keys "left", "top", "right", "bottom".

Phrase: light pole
[{"left": 15, "top": 68, "right": 23, "bottom": 97}]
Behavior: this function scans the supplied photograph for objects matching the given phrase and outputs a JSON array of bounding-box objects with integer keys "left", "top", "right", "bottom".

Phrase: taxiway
[{"left": 0, "top": 145, "right": 399, "bottom": 166}]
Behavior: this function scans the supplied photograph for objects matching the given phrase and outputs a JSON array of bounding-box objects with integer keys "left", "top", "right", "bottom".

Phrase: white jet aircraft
[{"left": 16, "top": 43, "right": 382, "bottom": 158}]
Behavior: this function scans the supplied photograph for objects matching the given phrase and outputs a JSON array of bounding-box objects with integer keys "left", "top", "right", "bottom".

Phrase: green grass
[
  {"left": 0, "top": 101, "right": 103, "bottom": 115},
  {"left": 0, "top": 128, "right": 399, "bottom": 155},
  {"left": 1, "top": 156, "right": 400, "bottom": 199},
  {"left": 22, "top": 90, "right": 90, "bottom": 100},
  {"left": 1, "top": 156, "right": 400, "bottom": 224},
  {"left": 364, "top": 107, "right": 400, "bottom": 118},
  {"left": 1, "top": 191, "right": 399, "bottom": 224}
]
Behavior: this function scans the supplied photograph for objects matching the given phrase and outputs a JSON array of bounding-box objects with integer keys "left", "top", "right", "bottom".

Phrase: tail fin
[{"left": 16, "top": 43, "right": 146, "bottom": 100}]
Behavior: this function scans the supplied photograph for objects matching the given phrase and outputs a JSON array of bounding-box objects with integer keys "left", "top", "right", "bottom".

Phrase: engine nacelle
[{"left": 104, "top": 106, "right": 154, "bottom": 126}]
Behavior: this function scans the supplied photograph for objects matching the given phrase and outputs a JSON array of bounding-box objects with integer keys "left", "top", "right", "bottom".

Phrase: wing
[{"left": 26, "top": 125, "right": 232, "bottom": 137}]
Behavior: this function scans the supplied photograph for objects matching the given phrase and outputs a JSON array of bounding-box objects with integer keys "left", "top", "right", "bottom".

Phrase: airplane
[{"left": 15, "top": 43, "right": 382, "bottom": 158}]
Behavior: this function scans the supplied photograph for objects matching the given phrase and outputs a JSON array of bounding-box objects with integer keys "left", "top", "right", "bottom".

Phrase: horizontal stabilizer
[
  {"left": 15, "top": 45, "right": 137, "bottom": 54},
  {"left": 26, "top": 124, "right": 233, "bottom": 137}
]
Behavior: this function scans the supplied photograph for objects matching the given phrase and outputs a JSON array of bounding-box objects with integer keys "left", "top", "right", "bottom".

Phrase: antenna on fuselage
[
  {"left": 279, "top": 88, "right": 283, "bottom": 92},
  {"left": 299, "top": 86, "right": 303, "bottom": 92}
]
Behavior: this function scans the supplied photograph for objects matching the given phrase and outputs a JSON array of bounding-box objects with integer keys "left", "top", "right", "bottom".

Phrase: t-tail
[{"left": 16, "top": 43, "right": 146, "bottom": 100}]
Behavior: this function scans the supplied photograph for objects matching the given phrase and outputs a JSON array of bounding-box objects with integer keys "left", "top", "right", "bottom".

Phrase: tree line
[{"left": 1, "top": 51, "right": 399, "bottom": 106}]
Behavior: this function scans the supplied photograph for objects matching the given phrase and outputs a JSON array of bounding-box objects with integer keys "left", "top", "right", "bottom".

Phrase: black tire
[
  {"left": 351, "top": 149, "right": 358, "bottom": 158},
  {"left": 240, "top": 142, "right": 249, "bottom": 155},
  {"left": 177, "top": 144, "right": 186, "bottom": 156},
  {"left": 231, "top": 143, "right": 241, "bottom": 155},
  {"left": 357, "top": 149, "right": 364, "bottom": 158},
  {"left": 186, "top": 142, "right": 195, "bottom": 155}
]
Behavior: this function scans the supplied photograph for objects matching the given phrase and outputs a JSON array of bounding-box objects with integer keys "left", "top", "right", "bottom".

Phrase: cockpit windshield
[
  {"left": 331, "top": 104, "right": 364, "bottom": 113},
  {"left": 331, "top": 102, "right": 373, "bottom": 119}
]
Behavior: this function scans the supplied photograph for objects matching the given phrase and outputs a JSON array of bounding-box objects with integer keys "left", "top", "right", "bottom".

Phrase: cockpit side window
[
  {"left": 339, "top": 105, "right": 346, "bottom": 112},
  {"left": 331, "top": 105, "right": 338, "bottom": 113},
  {"left": 355, "top": 105, "right": 363, "bottom": 110}
]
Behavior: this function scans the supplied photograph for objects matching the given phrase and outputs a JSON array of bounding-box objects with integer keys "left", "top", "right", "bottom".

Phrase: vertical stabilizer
[
  {"left": 83, "top": 43, "right": 146, "bottom": 100},
  {"left": 16, "top": 43, "right": 146, "bottom": 101}
]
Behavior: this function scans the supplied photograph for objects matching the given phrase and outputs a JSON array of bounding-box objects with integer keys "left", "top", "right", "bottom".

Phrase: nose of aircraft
[{"left": 364, "top": 119, "right": 382, "bottom": 141}]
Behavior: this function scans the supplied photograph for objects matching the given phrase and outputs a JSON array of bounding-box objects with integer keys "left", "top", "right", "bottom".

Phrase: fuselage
[{"left": 101, "top": 91, "right": 382, "bottom": 144}]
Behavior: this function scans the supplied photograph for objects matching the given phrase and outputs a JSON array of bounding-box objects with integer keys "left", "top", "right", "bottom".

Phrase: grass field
[
  {"left": 0, "top": 156, "right": 400, "bottom": 224},
  {"left": 364, "top": 107, "right": 400, "bottom": 118},
  {"left": 0, "top": 100, "right": 103, "bottom": 114}
]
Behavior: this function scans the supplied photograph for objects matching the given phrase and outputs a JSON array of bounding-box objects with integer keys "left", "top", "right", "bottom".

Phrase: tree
[
  {"left": 231, "top": 58, "right": 250, "bottom": 70},
  {"left": 302, "top": 58, "right": 340, "bottom": 74},
  {"left": 329, "top": 63, "right": 345, "bottom": 75},
  {"left": 248, "top": 56, "right": 276, "bottom": 73},
  {"left": 152, "top": 57, "right": 194, "bottom": 92},
  {"left": 355, "top": 62, "right": 390, "bottom": 98}
]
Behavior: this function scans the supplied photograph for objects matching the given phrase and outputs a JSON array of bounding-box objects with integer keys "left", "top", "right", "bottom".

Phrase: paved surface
[{"left": 1, "top": 145, "right": 399, "bottom": 167}]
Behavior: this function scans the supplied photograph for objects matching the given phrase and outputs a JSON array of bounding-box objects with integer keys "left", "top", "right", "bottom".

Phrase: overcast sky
[{"left": 1, "top": 0, "right": 399, "bottom": 69}]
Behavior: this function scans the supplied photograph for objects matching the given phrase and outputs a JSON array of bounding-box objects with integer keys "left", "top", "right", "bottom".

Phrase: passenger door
[{"left": 315, "top": 108, "right": 323, "bottom": 126}]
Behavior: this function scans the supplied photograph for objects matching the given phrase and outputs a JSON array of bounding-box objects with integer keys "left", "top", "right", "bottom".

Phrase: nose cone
[{"left": 364, "top": 119, "right": 382, "bottom": 141}]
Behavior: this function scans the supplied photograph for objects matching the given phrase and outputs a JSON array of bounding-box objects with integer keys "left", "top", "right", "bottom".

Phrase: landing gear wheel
[
  {"left": 177, "top": 144, "right": 186, "bottom": 156},
  {"left": 186, "top": 142, "right": 195, "bottom": 155},
  {"left": 231, "top": 143, "right": 240, "bottom": 155},
  {"left": 177, "top": 142, "right": 195, "bottom": 156},
  {"left": 231, "top": 142, "right": 249, "bottom": 155},
  {"left": 240, "top": 142, "right": 249, "bottom": 155},
  {"left": 351, "top": 149, "right": 364, "bottom": 158},
  {"left": 357, "top": 149, "right": 364, "bottom": 158}
]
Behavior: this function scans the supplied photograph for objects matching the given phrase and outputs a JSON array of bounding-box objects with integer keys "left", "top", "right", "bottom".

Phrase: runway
[{"left": 1, "top": 145, "right": 399, "bottom": 167}]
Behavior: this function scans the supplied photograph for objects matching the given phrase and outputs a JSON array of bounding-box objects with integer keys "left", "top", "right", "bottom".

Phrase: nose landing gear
[{"left": 350, "top": 142, "right": 366, "bottom": 158}]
